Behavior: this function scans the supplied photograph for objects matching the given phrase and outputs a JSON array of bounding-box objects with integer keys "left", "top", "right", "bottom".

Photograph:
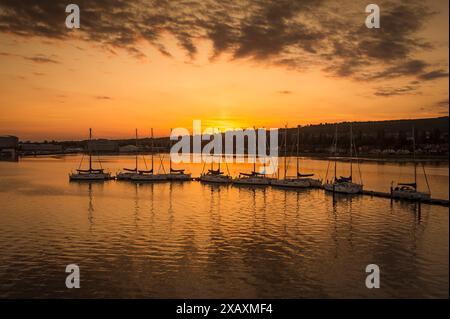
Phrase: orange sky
[{"left": 0, "top": 0, "right": 448, "bottom": 141}]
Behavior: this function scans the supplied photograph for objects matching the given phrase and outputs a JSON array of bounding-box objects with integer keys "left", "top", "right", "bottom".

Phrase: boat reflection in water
[{"left": 1, "top": 154, "right": 448, "bottom": 298}]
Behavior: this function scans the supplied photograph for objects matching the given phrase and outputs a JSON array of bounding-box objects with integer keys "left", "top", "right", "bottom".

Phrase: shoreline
[{"left": 17, "top": 152, "right": 450, "bottom": 164}]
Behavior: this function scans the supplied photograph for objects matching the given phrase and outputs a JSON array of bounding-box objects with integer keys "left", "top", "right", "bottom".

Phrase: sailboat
[
  {"left": 130, "top": 128, "right": 167, "bottom": 182},
  {"left": 391, "top": 127, "right": 431, "bottom": 200},
  {"left": 167, "top": 129, "right": 192, "bottom": 181},
  {"left": 323, "top": 124, "right": 363, "bottom": 194},
  {"left": 116, "top": 129, "right": 140, "bottom": 180},
  {"left": 272, "top": 125, "right": 321, "bottom": 188},
  {"left": 69, "top": 128, "right": 112, "bottom": 181},
  {"left": 233, "top": 126, "right": 272, "bottom": 186},
  {"left": 233, "top": 170, "right": 271, "bottom": 185},
  {"left": 233, "top": 151, "right": 271, "bottom": 186},
  {"left": 199, "top": 154, "right": 232, "bottom": 184}
]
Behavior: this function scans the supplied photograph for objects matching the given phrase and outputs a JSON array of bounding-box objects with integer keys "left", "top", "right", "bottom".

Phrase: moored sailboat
[
  {"left": 69, "top": 128, "right": 112, "bottom": 181},
  {"left": 233, "top": 154, "right": 271, "bottom": 186},
  {"left": 166, "top": 128, "right": 192, "bottom": 181},
  {"left": 272, "top": 125, "right": 322, "bottom": 188},
  {"left": 231, "top": 126, "right": 272, "bottom": 186},
  {"left": 116, "top": 129, "right": 140, "bottom": 180},
  {"left": 391, "top": 127, "right": 431, "bottom": 200},
  {"left": 199, "top": 155, "right": 232, "bottom": 184},
  {"left": 130, "top": 128, "right": 168, "bottom": 182},
  {"left": 323, "top": 124, "right": 363, "bottom": 194}
]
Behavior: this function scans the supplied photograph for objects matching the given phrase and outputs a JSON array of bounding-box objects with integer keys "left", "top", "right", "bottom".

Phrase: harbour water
[{"left": 0, "top": 155, "right": 448, "bottom": 298}]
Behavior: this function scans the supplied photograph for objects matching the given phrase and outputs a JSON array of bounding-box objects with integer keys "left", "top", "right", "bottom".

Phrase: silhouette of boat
[{"left": 69, "top": 128, "right": 112, "bottom": 181}]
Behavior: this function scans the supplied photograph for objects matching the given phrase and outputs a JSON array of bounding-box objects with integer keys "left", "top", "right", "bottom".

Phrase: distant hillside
[{"left": 54, "top": 116, "right": 448, "bottom": 157}]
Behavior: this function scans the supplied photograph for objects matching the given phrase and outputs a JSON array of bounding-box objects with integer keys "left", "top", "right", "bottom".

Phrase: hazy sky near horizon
[{"left": 0, "top": 0, "right": 448, "bottom": 141}]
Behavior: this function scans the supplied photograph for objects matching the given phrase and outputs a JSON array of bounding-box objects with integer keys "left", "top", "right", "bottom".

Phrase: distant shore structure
[
  {"left": 0, "top": 135, "right": 18, "bottom": 161},
  {"left": 3, "top": 116, "right": 449, "bottom": 159}
]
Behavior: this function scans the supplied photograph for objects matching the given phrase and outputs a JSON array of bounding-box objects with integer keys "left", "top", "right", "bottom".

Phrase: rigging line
[
  {"left": 96, "top": 153, "right": 104, "bottom": 169},
  {"left": 325, "top": 130, "right": 335, "bottom": 182},
  {"left": 158, "top": 153, "right": 166, "bottom": 174},
  {"left": 224, "top": 156, "right": 231, "bottom": 176},
  {"left": 422, "top": 163, "right": 431, "bottom": 194},
  {"left": 201, "top": 155, "right": 207, "bottom": 174},
  {"left": 266, "top": 127, "right": 277, "bottom": 177},
  {"left": 325, "top": 158, "right": 331, "bottom": 182},
  {"left": 142, "top": 154, "right": 148, "bottom": 170},
  {"left": 353, "top": 139, "right": 363, "bottom": 184},
  {"left": 78, "top": 153, "right": 85, "bottom": 170}
]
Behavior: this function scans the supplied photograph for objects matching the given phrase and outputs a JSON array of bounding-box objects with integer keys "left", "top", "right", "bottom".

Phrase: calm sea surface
[{"left": 0, "top": 155, "right": 448, "bottom": 298}]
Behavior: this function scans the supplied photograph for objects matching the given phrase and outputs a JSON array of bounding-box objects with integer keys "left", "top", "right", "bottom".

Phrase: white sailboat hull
[
  {"left": 116, "top": 172, "right": 139, "bottom": 180},
  {"left": 392, "top": 190, "right": 430, "bottom": 200},
  {"left": 130, "top": 174, "right": 168, "bottom": 182},
  {"left": 167, "top": 173, "right": 192, "bottom": 181},
  {"left": 271, "top": 178, "right": 310, "bottom": 188},
  {"left": 324, "top": 182, "right": 363, "bottom": 194},
  {"left": 69, "top": 172, "right": 112, "bottom": 181},
  {"left": 199, "top": 174, "right": 232, "bottom": 184},
  {"left": 305, "top": 178, "right": 322, "bottom": 188},
  {"left": 233, "top": 177, "right": 271, "bottom": 186}
]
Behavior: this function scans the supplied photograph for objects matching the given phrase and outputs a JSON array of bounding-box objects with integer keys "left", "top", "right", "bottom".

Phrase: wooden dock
[{"left": 361, "top": 190, "right": 449, "bottom": 207}]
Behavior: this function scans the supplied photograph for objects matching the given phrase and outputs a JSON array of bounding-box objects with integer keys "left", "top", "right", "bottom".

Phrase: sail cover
[
  {"left": 336, "top": 176, "right": 352, "bottom": 183},
  {"left": 138, "top": 169, "right": 153, "bottom": 174},
  {"left": 208, "top": 169, "right": 223, "bottom": 175},
  {"left": 297, "top": 172, "right": 314, "bottom": 177},
  {"left": 399, "top": 182, "right": 417, "bottom": 188},
  {"left": 77, "top": 169, "right": 104, "bottom": 173},
  {"left": 239, "top": 171, "right": 264, "bottom": 177},
  {"left": 123, "top": 168, "right": 137, "bottom": 172},
  {"left": 170, "top": 168, "right": 185, "bottom": 173}
]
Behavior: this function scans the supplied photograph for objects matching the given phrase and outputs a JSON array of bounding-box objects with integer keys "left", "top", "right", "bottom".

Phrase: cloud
[
  {"left": 23, "top": 55, "right": 59, "bottom": 64},
  {"left": 374, "top": 85, "right": 420, "bottom": 97},
  {"left": 277, "top": 90, "right": 292, "bottom": 95},
  {"left": 369, "top": 60, "right": 428, "bottom": 79},
  {"left": 95, "top": 96, "right": 113, "bottom": 100},
  {"left": 434, "top": 98, "right": 449, "bottom": 108},
  {"left": 0, "top": 0, "right": 445, "bottom": 82},
  {"left": 0, "top": 51, "right": 60, "bottom": 64},
  {"left": 418, "top": 70, "right": 449, "bottom": 80}
]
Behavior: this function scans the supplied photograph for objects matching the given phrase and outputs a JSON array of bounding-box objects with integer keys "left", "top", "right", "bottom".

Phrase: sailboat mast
[
  {"left": 334, "top": 125, "right": 337, "bottom": 181},
  {"left": 89, "top": 128, "right": 92, "bottom": 172},
  {"left": 151, "top": 128, "right": 154, "bottom": 172},
  {"left": 253, "top": 126, "right": 256, "bottom": 173},
  {"left": 296, "top": 125, "right": 300, "bottom": 176},
  {"left": 350, "top": 124, "right": 353, "bottom": 179},
  {"left": 413, "top": 126, "right": 417, "bottom": 188},
  {"left": 169, "top": 128, "right": 172, "bottom": 172},
  {"left": 135, "top": 128, "right": 138, "bottom": 171},
  {"left": 284, "top": 124, "right": 287, "bottom": 178}
]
